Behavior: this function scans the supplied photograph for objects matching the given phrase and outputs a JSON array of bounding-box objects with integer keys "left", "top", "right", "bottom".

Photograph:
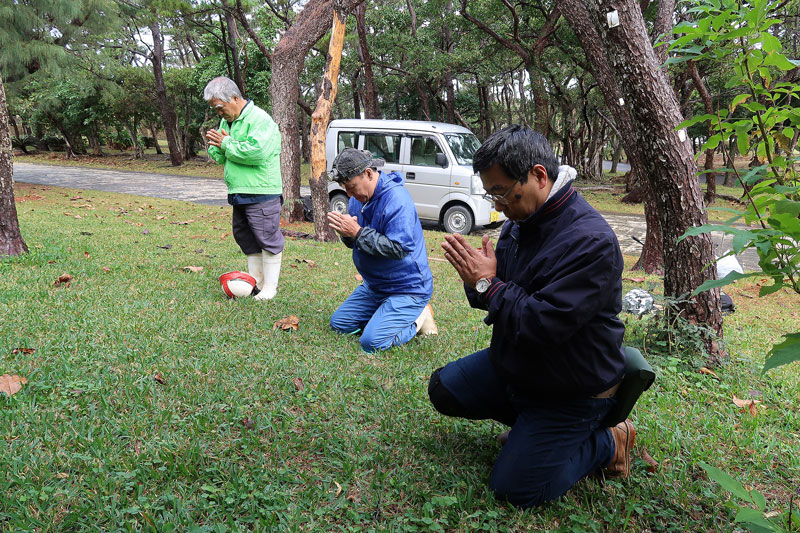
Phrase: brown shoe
[{"left": 604, "top": 419, "right": 636, "bottom": 478}]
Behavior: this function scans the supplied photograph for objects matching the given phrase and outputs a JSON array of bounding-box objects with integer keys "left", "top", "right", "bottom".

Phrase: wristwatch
[{"left": 475, "top": 277, "right": 492, "bottom": 294}]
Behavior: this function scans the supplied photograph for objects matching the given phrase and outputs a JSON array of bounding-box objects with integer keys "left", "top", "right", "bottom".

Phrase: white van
[{"left": 326, "top": 119, "right": 505, "bottom": 234}]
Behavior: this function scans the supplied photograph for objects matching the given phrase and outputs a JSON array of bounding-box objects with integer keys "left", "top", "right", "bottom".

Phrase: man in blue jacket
[
  {"left": 327, "top": 148, "right": 438, "bottom": 352},
  {"left": 430, "top": 125, "right": 634, "bottom": 508}
]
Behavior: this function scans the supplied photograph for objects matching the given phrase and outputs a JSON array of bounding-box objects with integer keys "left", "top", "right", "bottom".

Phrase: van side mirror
[{"left": 435, "top": 153, "right": 448, "bottom": 168}]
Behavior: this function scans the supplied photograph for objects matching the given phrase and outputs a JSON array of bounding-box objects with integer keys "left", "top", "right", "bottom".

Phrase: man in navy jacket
[
  {"left": 327, "top": 148, "right": 438, "bottom": 352},
  {"left": 430, "top": 125, "right": 634, "bottom": 508}
]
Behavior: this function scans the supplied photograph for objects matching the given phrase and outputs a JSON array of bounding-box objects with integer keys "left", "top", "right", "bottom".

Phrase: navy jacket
[
  {"left": 346, "top": 170, "right": 434, "bottom": 298},
  {"left": 466, "top": 181, "right": 625, "bottom": 399}
]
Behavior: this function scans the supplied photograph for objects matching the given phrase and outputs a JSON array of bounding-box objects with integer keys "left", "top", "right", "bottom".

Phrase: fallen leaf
[
  {"left": 11, "top": 348, "right": 35, "bottom": 355},
  {"left": 56, "top": 472, "right": 69, "bottom": 479},
  {"left": 296, "top": 258, "right": 317, "bottom": 267},
  {"left": 54, "top": 274, "right": 73, "bottom": 287},
  {"left": 274, "top": 315, "right": 300, "bottom": 331},
  {"left": 80, "top": 231, "right": 93, "bottom": 236},
  {"left": 623, "top": 277, "right": 646, "bottom": 283},
  {"left": 171, "top": 219, "right": 195, "bottom": 225},
  {"left": 355, "top": 274, "right": 363, "bottom": 281},
  {"left": 241, "top": 417, "right": 255, "bottom": 430},
  {"left": 182, "top": 266, "right": 204, "bottom": 273},
  {"left": 640, "top": 447, "right": 659, "bottom": 473},
  {"left": 156, "top": 216, "right": 165, "bottom": 220},
  {"left": 153, "top": 372, "right": 166, "bottom": 385},
  {"left": 157, "top": 244, "right": 172, "bottom": 250},
  {"left": 699, "top": 367, "right": 720, "bottom": 380},
  {"left": 732, "top": 395, "right": 761, "bottom": 416},
  {"left": 102, "top": 266, "right": 110, "bottom": 272},
  {"left": 221, "top": 233, "right": 229, "bottom": 240},
  {"left": 0, "top": 374, "right": 28, "bottom": 396},
  {"left": 84, "top": 251, "right": 90, "bottom": 259},
  {"left": 133, "top": 440, "right": 142, "bottom": 455},
  {"left": 142, "top": 229, "right": 150, "bottom": 235},
  {"left": 292, "top": 377, "right": 305, "bottom": 391},
  {"left": 334, "top": 481, "right": 342, "bottom": 497},
  {"left": 70, "top": 196, "right": 83, "bottom": 201},
  {"left": 428, "top": 257, "right": 448, "bottom": 263}
]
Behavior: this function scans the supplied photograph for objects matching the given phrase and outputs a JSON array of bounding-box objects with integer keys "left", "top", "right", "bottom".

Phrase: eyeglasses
[{"left": 482, "top": 182, "right": 518, "bottom": 205}]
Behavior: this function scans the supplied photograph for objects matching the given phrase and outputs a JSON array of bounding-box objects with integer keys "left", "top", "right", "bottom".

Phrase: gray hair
[{"left": 203, "top": 76, "right": 242, "bottom": 102}]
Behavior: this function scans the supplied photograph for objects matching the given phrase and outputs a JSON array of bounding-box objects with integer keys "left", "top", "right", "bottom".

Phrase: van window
[
  {"left": 445, "top": 133, "right": 482, "bottom": 165},
  {"left": 409, "top": 137, "right": 442, "bottom": 167},
  {"left": 338, "top": 132, "right": 358, "bottom": 152},
  {"left": 364, "top": 133, "right": 401, "bottom": 164}
]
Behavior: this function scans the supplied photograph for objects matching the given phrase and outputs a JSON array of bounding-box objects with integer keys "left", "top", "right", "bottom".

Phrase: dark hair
[{"left": 472, "top": 125, "right": 559, "bottom": 184}]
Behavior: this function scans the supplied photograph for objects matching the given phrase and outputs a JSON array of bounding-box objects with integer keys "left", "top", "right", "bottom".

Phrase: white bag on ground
[{"left": 716, "top": 251, "right": 744, "bottom": 279}]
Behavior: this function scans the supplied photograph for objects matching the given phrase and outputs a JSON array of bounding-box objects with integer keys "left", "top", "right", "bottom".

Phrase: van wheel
[
  {"left": 329, "top": 193, "right": 349, "bottom": 214},
  {"left": 442, "top": 205, "right": 474, "bottom": 235}
]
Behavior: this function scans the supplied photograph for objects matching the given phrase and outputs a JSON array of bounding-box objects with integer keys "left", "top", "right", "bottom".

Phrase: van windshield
[{"left": 445, "top": 133, "right": 482, "bottom": 165}]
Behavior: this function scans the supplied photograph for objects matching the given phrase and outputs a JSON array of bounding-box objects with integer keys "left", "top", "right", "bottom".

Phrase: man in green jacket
[{"left": 204, "top": 76, "right": 283, "bottom": 300}]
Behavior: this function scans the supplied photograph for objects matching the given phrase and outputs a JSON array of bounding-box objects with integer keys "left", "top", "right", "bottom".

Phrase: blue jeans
[
  {"left": 330, "top": 283, "right": 430, "bottom": 352},
  {"left": 428, "top": 349, "right": 616, "bottom": 508}
]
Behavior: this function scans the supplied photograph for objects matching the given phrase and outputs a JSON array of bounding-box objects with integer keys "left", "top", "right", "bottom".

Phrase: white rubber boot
[
  {"left": 254, "top": 251, "right": 282, "bottom": 300},
  {"left": 414, "top": 304, "right": 438, "bottom": 335},
  {"left": 247, "top": 253, "right": 264, "bottom": 291}
]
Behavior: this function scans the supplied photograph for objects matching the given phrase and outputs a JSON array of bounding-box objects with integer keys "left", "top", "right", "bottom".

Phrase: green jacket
[{"left": 207, "top": 101, "right": 282, "bottom": 195}]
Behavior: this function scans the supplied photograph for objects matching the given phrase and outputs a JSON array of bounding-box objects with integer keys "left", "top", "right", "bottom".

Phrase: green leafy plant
[
  {"left": 670, "top": 0, "right": 800, "bottom": 373},
  {"left": 701, "top": 463, "right": 800, "bottom": 532},
  {"left": 640, "top": 293, "right": 719, "bottom": 363}
]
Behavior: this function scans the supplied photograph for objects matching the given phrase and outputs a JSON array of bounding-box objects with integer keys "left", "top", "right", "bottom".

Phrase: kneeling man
[
  {"left": 327, "top": 148, "right": 437, "bottom": 352},
  {"left": 429, "top": 125, "right": 635, "bottom": 508}
]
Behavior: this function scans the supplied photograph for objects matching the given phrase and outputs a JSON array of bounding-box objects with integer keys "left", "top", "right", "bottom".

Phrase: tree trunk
[
  {"left": 150, "top": 124, "right": 163, "bottom": 155},
  {"left": 443, "top": 0, "right": 456, "bottom": 123},
  {"left": 8, "top": 115, "right": 28, "bottom": 154},
  {"left": 687, "top": 60, "right": 717, "bottom": 205},
  {"left": 223, "top": 6, "right": 245, "bottom": 95},
  {"left": 416, "top": 80, "right": 431, "bottom": 121},
  {"left": 723, "top": 136, "right": 737, "bottom": 187},
  {"left": 310, "top": 4, "right": 348, "bottom": 242},
  {"left": 123, "top": 118, "right": 144, "bottom": 159},
  {"left": 150, "top": 19, "right": 183, "bottom": 167},
  {"left": 300, "top": 109, "right": 310, "bottom": 163},
  {"left": 45, "top": 114, "right": 77, "bottom": 158},
  {"left": 270, "top": 0, "right": 364, "bottom": 223},
  {"left": 0, "top": 72, "right": 28, "bottom": 256},
  {"left": 351, "top": 69, "right": 362, "bottom": 118},
  {"left": 88, "top": 123, "right": 104, "bottom": 156},
  {"left": 355, "top": 2, "right": 380, "bottom": 118},
  {"left": 559, "top": 0, "right": 724, "bottom": 359},
  {"left": 610, "top": 136, "right": 622, "bottom": 173}
]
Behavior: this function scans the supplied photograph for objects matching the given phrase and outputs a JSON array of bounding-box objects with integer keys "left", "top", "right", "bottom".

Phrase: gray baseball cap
[{"left": 329, "top": 148, "right": 384, "bottom": 182}]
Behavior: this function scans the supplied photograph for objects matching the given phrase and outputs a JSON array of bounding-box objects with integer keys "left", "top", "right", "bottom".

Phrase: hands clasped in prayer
[
  {"left": 327, "top": 211, "right": 361, "bottom": 239},
  {"left": 205, "top": 128, "right": 229, "bottom": 148},
  {"left": 441, "top": 233, "right": 497, "bottom": 288}
]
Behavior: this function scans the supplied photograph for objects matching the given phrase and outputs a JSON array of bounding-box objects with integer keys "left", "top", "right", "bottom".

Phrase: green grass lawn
[{"left": 2, "top": 183, "right": 798, "bottom": 530}]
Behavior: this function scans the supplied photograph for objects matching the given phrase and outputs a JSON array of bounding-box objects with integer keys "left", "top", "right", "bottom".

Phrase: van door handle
[{"left": 406, "top": 172, "right": 415, "bottom": 180}]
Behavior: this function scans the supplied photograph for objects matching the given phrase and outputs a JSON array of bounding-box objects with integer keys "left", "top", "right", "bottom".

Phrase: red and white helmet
[{"left": 219, "top": 271, "right": 257, "bottom": 299}]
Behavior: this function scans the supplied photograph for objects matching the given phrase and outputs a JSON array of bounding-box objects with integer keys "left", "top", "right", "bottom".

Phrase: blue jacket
[
  {"left": 347, "top": 171, "right": 433, "bottom": 298},
  {"left": 466, "top": 181, "right": 625, "bottom": 398}
]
